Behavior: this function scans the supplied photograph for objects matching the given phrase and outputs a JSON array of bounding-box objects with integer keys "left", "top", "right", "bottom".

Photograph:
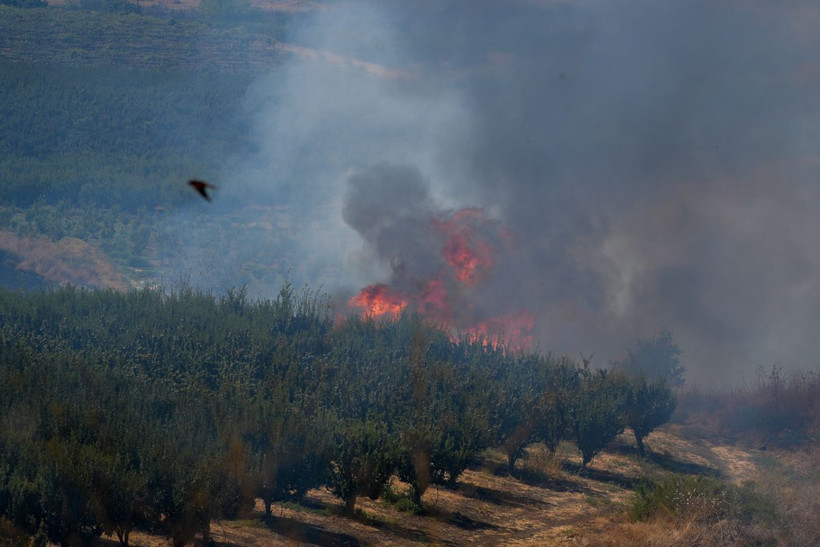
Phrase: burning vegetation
[{"left": 344, "top": 165, "right": 535, "bottom": 350}]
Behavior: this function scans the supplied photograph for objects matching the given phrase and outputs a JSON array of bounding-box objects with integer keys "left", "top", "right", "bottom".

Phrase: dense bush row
[{"left": 0, "top": 284, "right": 676, "bottom": 545}]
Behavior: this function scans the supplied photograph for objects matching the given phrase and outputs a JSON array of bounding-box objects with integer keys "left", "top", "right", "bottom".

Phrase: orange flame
[
  {"left": 441, "top": 235, "right": 493, "bottom": 286},
  {"left": 348, "top": 284, "right": 408, "bottom": 318},
  {"left": 466, "top": 311, "right": 536, "bottom": 351},
  {"left": 417, "top": 278, "right": 450, "bottom": 323},
  {"left": 435, "top": 208, "right": 495, "bottom": 286},
  {"left": 347, "top": 208, "right": 535, "bottom": 352}
]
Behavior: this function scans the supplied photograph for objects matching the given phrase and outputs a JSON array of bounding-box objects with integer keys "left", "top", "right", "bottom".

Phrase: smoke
[
  {"left": 342, "top": 164, "right": 440, "bottom": 283},
  {"left": 172, "top": 0, "right": 820, "bottom": 383}
]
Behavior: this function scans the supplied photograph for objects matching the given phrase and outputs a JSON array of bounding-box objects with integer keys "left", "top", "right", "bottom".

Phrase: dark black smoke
[
  {"left": 226, "top": 0, "right": 820, "bottom": 383},
  {"left": 343, "top": 164, "right": 443, "bottom": 285}
]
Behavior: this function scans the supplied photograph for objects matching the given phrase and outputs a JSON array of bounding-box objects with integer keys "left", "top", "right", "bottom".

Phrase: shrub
[
  {"left": 381, "top": 481, "right": 422, "bottom": 514},
  {"left": 625, "top": 375, "right": 676, "bottom": 456},
  {"left": 629, "top": 474, "right": 779, "bottom": 529}
]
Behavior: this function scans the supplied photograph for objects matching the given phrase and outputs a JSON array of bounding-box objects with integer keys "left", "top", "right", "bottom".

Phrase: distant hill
[
  {"left": 0, "top": 4, "right": 285, "bottom": 71},
  {"left": 0, "top": 2, "right": 294, "bottom": 290}
]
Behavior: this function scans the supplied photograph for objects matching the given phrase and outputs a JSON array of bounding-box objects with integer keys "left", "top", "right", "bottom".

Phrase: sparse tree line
[{"left": 0, "top": 284, "right": 676, "bottom": 546}]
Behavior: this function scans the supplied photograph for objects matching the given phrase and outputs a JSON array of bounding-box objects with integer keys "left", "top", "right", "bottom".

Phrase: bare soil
[{"left": 0, "top": 231, "right": 130, "bottom": 291}]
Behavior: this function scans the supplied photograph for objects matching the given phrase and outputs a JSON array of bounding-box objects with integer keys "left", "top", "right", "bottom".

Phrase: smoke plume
[{"left": 184, "top": 0, "right": 820, "bottom": 383}]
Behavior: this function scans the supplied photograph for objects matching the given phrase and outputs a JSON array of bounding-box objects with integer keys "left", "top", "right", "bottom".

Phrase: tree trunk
[
  {"left": 201, "top": 521, "right": 211, "bottom": 546},
  {"left": 116, "top": 528, "right": 130, "bottom": 546},
  {"left": 634, "top": 431, "right": 645, "bottom": 457},
  {"left": 410, "top": 484, "right": 423, "bottom": 508},
  {"left": 507, "top": 451, "right": 518, "bottom": 473},
  {"left": 580, "top": 451, "right": 592, "bottom": 471},
  {"left": 344, "top": 493, "right": 357, "bottom": 516}
]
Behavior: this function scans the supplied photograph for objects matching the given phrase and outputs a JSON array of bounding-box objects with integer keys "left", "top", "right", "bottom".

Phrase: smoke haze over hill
[{"left": 201, "top": 0, "right": 820, "bottom": 383}]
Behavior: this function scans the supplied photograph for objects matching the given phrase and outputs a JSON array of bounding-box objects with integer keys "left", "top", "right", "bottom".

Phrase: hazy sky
[{"left": 218, "top": 0, "right": 820, "bottom": 384}]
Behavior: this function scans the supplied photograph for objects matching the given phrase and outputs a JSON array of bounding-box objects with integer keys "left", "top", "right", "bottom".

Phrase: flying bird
[{"left": 188, "top": 179, "right": 216, "bottom": 202}]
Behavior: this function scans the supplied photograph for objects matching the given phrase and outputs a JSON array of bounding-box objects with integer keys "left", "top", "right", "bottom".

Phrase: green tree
[
  {"left": 330, "top": 419, "right": 399, "bottom": 515},
  {"left": 532, "top": 357, "right": 580, "bottom": 454},
  {"left": 397, "top": 423, "right": 436, "bottom": 507},
  {"left": 250, "top": 403, "right": 332, "bottom": 516},
  {"left": 430, "top": 410, "right": 487, "bottom": 488},
  {"left": 488, "top": 365, "right": 539, "bottom": 473},
  {"left": 1, "top": 0, "right": 47, "bottom": 7},
  {"left": 572, "top": 369, "right": 630, "bottom": 469},
  {"left": 625, "top": 375, "right": 676, "bottom": 456},
  {"left": 616, "top": 330, "right": 686, "bottom": 388}
]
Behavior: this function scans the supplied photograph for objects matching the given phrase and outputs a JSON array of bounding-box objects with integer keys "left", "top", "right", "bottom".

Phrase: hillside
[
  {"left": 1, "top": 3, "right": 819, "bottom": 546},
  {"left": 0, "top": 4, "right": 284, "bottom": 71},
  {"left": 0, "top": 2, "right": 287, "bottom": 291}
]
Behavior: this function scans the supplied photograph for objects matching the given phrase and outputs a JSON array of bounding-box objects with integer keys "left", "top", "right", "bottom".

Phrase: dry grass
[
  {"left": 674, "top": 367, "right": 819, "bottom": 450},
  {"left": 0, "top": 230, "right": 130, "bottom": 291},
  {"left": 751, "top": 445, "right": 820, "bottom": 546}
]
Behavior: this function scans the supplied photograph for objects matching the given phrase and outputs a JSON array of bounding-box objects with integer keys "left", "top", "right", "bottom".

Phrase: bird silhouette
[{"left": 188, "top": 179, "right": 216, "bottom": 202}]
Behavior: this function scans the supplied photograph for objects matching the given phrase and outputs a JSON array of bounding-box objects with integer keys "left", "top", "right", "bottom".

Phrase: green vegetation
[
  {"left": 629, "top": 474, "right": 781, "bottom": 544},
  {"left": 0, "top": 61, "right": 253, "bottom": 210},
  {"left": 625, "top": 374, "right": 677, "bottom": 456},
  {"left": 571, "top": 368, "right": 630, "bottom": 469},
  {"left": 630, "top": 474, "right": 778, "bottom": 525},
  {"left": 659, "top": 367, "right": 820, "bottom": 545},
  {"left": 0, "top": 0, "right": 46, "bottom": 8},
  {"left": 0, "top": 56, "right": 259, "bottom": 282},
  {"left": 3, "top": 4, "right": 810, "bottom": 545},
  {"left": 0, "top": 2, "right": 291, "bottom": 288},
  {"left": 615, "top": 330, "right": 686, "bottom": 388},
  {"left": 0, "top": 283, "right": 678, "bottom": 544}
]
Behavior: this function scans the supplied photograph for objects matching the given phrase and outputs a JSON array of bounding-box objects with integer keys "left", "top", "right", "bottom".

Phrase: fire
[
  {"left": 346, "top": 207, "right": 535, "bottom": 351},
  {"left": 348, "top": 284, "right": 408, "bottom": 318},
  {"left": 466, "top": 311, "right": 536, "bottom": 351},
  {"left": 435, "top": 208, "right": 495, "bottom": 286},
  {"left": 441, "top": 235, "right": 493, "bottom": 286},
  {"left": 417, "top": 278, "right": 450, "bottom": 323}
]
